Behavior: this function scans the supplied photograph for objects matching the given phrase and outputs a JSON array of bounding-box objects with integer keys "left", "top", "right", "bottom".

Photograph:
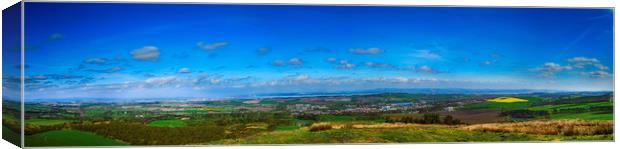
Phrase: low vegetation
[{"left": 462, "top": 119, "right": 613, "bottom": 136}]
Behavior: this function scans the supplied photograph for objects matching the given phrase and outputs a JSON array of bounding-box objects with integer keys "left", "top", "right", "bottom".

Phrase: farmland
[
  {"left": 2, "top": 92, "right": 614, "bottom": 146},
  {"left": 147, "top": 119, "right": 187, "bottom": 127}
]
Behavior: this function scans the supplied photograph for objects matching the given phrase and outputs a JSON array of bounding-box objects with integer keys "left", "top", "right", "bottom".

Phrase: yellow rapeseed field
[{"left": 487, "top": 97, "right": 528, "bottom": 103}]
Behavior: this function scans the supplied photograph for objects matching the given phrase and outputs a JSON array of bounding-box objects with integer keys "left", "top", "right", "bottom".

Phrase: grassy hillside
[
  {"left": 550, "top": 112, "right": 613, "bottom": 120},
  {"left": 25, "top": 129, "right": 128, "bottom": 146},
  {"left": 207, "top": 123, "right": 612, "bottom": 144}
]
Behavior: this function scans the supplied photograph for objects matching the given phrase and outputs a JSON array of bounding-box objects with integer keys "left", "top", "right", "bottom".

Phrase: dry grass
[
  {"left": 462, "top": 119, "right": 613, "bottom": 136},
  {"left": 309, "top": 122, "right": 333, "bottom": 132}
]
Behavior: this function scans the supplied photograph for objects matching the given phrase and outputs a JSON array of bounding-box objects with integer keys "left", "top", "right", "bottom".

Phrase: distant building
[{"left": 444, "top": 106, "right": 455, "bottom": 112}]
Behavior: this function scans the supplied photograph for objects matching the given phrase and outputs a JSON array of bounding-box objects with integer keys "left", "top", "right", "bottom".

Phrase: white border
[{"left": 1, "top": 0, "right": 618, "bottom": 149}]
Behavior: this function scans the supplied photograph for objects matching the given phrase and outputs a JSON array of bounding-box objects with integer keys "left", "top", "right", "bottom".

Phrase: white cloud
[
  {"left": 481, "top": 60, "right": 496, "bottom": 65},
  {"left": 84, "top": 58, "right": 108, "bottom": 64},
  {"left": 177, "top": 68, "right": 191, "bottom": 73},
  {"left": 394, "top": 77, "right": 409, "bottom": 83},
  {"left": 336, "top": 60, "right": 356, "bottom": 69},
  {"left": 348, "top": 48, "right": 384, "bottom": 54},
  {"left": 582, "top": 71, "right": 611, "bottom": 78},
  {"left": 197, "top": 41, "right": 228, "bottom": 50},
  {"left": 209, "top": 79, "right": 222, "bottom": 85},
  {"left": 87, "top": 66, "right": 122, "bottom": 73},
  {"left": 288, "top": 58, "right": 304, "bottom": 65},
  {"left": 144, "top": 76, "right": 177, "bottom": 86},
  {"left": 294, "top": 74, "right": 310, "bottom": 81},
  {"left": 566, "top": 56, "right": 609, "bottom": 71},
  {"left": 568, "top": 57, "right": 599, "bottom": 63},
  {"left": 326, "top": 57, "right": 337, "bottom": 62},
  {"left": 106, "top": 67, "right": 122, "bottom": 73},
  {"left": 531, "top": 62, "right": 574, "bottom": 77},
  {"left": 131, "top": 46, "right": 160, "bottom": 61},
  {"left": 270, "top": 59, "right": 286, "bottom": 66},
  {"left": 418, "top": 65, "right": 435, "bottom": 73},
  {"left": 256, "top": 47, "right": 270, "bottom": 55},
  {"left": 412, "top": 50, "right": 441, "bottom": 59},
  {"left": 365, "top": 61, "right": 394, "bottom": 68},
  {"left": 593, "top": 63, "right": 609, "bottom": 70}
]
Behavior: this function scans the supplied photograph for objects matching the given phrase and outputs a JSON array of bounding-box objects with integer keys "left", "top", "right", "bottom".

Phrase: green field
[
  {"left": 26, "top": 119, "right": 73, "bottom": 126},
  {"left": 273, "top": 125, "right": 300, "bottom": 131},
  {"left": 319, "top": 115, "right": 355, "bottom": 122},
  {"left": 529, "top": 102, "right": 612, "bottom": 111},
  {"left": 550, "top": 112, "right": 613, "bottom": 120},
  {"left": 25, "top": 130, "right": 128, "bottom": 146},
  {"left": 147, "top": 119, "right": 187, "bottom": 127},
  {"left": 462, "top": 102, "right": 529, "bottom": 110}
]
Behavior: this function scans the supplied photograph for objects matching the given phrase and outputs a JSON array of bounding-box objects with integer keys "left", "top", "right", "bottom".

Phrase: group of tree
[{"left": 385, "top": 113, "right": 461, "bottom": 125}]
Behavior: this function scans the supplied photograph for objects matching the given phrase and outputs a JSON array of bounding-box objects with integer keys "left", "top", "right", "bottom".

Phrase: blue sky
[{"left": 6, "top": 3, "right": 614, "bottom": 100}]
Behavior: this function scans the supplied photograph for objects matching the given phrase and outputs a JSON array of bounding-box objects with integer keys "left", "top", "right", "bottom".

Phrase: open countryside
[{"left": 3, "top": 92, "right": 613, "bottom": 146}]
